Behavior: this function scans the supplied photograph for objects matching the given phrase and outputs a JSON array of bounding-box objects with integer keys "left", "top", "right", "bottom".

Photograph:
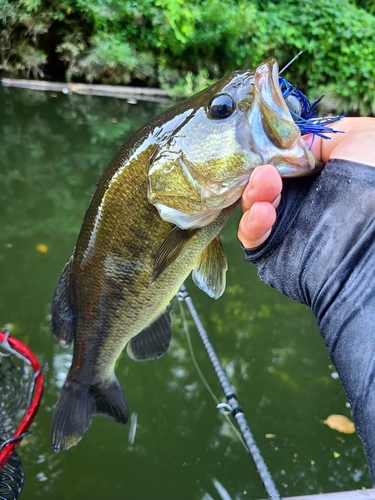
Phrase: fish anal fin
[
  {"left": 51, "top": 377, "right": 128, "bottom": 452},
  {"left": 91, "top": 378, "right": 129, "bottom": 424},
  {"left": 192, "top": 235, "right": 227, "bottom": 299},
  {"left": 151, "top": 226, "right": 197, "bottom": 284},
  {"left": 51, "top": 255, "right": 76, "bottom": 347},
  {"left": 127, "top": 306, "right": 172, "bottom": 361}
]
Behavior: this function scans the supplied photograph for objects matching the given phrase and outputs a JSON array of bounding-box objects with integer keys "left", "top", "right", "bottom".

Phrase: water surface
[{"left": 0, "top": 86, "right": 370, "bottom": 499}]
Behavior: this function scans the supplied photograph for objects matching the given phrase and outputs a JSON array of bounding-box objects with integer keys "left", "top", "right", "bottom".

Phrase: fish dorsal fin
[
  {"left": 151, "top": 226, "right": 197, "bottom": 284},
  {"left": 126, "top": 306, "right": 172, "bottom": 361},
  {"left": 51, "top": 254, "right": 76, "bottom": 347},
  {"left": 192, "top": 236, "right": 227, "bottom": 299}
]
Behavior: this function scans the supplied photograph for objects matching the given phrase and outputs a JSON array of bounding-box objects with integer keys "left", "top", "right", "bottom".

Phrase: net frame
[{"left": 0, "top": 331, "right": 44, "bottom": 471}]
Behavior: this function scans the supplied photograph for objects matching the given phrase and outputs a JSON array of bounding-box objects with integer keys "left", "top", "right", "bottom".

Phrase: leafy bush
[
  {"left": 256, "top": 0, "right": 375, "bottom": 114},
  {"left": 354, "top": 0, "right": 375, "bottom": 14},
  {"left": 1, "top": 0, "right": 375, "bottom": 113}
]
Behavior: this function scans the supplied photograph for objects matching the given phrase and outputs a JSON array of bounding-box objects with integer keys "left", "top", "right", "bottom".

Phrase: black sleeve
[{"left": 243, "top": 158, "right": 375, "bottom": 482}]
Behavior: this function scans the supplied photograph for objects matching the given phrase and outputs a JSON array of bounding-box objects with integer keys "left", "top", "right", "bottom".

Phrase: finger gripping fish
[{"left": 51, "top": 58, "right": 321, "bottom": 451}]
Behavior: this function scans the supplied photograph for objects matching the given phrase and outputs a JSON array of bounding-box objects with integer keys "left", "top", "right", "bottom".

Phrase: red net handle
[{"left": 0, "top": 331, "right": 44, "bottom": 470}]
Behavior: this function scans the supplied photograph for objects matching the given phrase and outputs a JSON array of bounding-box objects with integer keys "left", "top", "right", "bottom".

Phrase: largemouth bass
[{"left": 51, "top": 58, "right": 321, "bottom": 451}]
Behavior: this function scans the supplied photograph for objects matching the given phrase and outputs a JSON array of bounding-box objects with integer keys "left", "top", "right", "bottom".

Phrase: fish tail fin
[
  {"left": 51, "top": 377, "right": 129, "bottom": 452},
  {"left": 51, "top": 380, "right": 94, "bottom": 452}
]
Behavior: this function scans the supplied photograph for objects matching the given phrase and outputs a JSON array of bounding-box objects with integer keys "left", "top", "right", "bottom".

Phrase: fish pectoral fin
[
  {"left": 51, "top": 254, "right": 76, "bottom": 347},
  {"left": 127, "top": 306, "right": 172, "bottom": 361},
  {"left": 51, "top": 377, "right": 128, "bottom": 452},
  {"left": 192, "top": 236, "right": 228, "bottom": 299},
  {"left": 150, "top": 226, "right": 197, "bottom": 284}
]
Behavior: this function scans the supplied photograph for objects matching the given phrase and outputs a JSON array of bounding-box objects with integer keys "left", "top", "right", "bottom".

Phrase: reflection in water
[
  {"left": 0, "top": 86, "right": 166, "bottom": 242},
  {"left": 128, "top": 412, "right": 138, "bottom": 445},
  {"left": 212, "top": 478, "right": 232, "bottom": 500},
  {"left": 53, "top": 350, "right": 73, "bottom": 389},
  {"left": 0, "top": 86, "right": 372, "bottom": 499}
]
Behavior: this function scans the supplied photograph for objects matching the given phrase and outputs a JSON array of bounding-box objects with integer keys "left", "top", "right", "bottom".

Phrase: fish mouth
[{"left": 248, "top": 58, "right": 322, "bottom": 176}]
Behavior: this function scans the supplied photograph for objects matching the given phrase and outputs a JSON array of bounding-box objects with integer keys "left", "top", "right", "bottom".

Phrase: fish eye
[
  {"left": 208, "top": 93, "right": 236, "bottom": 119},
  {"left": 285, "top": 94, "right": 302, "bottom": 118}
]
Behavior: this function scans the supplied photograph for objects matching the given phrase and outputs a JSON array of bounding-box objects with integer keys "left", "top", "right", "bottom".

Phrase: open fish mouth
[{"left": 248, "top": 58, "right": 321, "bottom": 176}]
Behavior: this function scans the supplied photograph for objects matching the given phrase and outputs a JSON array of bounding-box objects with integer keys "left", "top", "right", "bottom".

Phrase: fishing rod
[{"left": 177, "top": 284, "right": 281, "bottom": 500}]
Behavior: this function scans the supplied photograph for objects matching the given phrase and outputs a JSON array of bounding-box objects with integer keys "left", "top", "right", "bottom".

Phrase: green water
[{"left": 0, "top": 86, "right": 371, "bottom": 499}]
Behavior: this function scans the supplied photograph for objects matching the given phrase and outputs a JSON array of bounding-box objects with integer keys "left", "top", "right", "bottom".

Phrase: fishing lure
[{"left": 279, "top": 53, "right": 344, "bottom": 141}]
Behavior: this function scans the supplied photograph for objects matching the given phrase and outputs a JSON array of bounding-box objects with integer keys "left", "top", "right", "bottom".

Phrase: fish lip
[{"left": 254, "top": 58, "right": 288, "bottom": 117}]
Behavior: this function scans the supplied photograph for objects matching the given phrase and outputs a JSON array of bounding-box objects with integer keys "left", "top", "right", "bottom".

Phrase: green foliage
[
  {"left": 353, "top": 0, "right": 375, "bottom": 14},
  {"left": 257, "top": 0, "right": 375, "bottom": 114},
  {"left": 1, "top": 0, "right": 375, "bottom": 113},
  {"left": 158, "top": 68, "right": 214, "bottom": 99}
]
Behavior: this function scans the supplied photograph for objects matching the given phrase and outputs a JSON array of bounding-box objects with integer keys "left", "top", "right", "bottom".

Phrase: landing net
[{"left": 0, "top": 331, "right": 44, "bottom": 500}]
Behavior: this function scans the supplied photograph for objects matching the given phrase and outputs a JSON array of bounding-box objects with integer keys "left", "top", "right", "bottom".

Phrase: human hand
[{"left": 238, "top": 117, "right": 375, "bottom": 249}]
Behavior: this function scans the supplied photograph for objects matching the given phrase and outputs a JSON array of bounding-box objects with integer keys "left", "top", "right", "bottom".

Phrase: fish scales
[
  {"left": 51, "top": 58, "right": 322, "bottom": 451},
  {"left": 71, "top": 148, "right": 178, "bottom": 376}
]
